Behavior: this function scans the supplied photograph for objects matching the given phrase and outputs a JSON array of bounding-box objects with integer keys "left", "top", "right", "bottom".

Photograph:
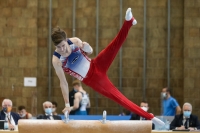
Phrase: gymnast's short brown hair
[{"left": 51, "top": 27, "right": 67, "bottom": 46}]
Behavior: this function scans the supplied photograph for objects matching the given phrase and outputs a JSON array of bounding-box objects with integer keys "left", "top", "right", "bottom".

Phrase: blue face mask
[
  {"left": 45, "top": 108, "right": 52, "bottom": 115},
  {"left": 3, "top": 107, "right": 7, "bottom": 113},
  {"left": 183, "top": 111, "right": 191, "bottom": 118}
]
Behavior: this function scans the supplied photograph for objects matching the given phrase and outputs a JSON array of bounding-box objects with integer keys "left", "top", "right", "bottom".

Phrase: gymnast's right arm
[{"left": 52, "top": 56, "right": 71, "bottom": 113}]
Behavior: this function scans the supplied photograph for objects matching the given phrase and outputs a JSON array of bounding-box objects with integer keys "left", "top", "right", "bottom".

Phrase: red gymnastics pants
[{"left": 82, "top": 18, "right": 154, "bottom": 120}]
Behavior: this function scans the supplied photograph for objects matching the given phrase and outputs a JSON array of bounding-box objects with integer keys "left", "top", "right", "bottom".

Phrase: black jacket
[
  {"left": 37, "top": 114, "right": 61, "bottom": 120},
  {"left": 130, "top": 113, "right": 155, "bottom": 130},
  {"left": 69, "top": 89, "right": 78, "bottom": 115},
  {"left": 170, "top": 114, "right": 200, "bottom": 130},
  {"left": 0, "top": 110, "right": 20, "bottom": 125}
]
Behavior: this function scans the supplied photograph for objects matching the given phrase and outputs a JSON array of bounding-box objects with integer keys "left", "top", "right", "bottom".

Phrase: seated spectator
[
  {"left": 51, "top": 101, "right": 58, "bottom": 115},
  {"left": 0, "top": 99, "right": 20, "bottom": 130},
  {"left": 37, "top": 101, "right": 61, "bottom": 120},
  {"left": 130, "top": 101, "right": 155, "bottom": 130},
  {"left": 18, "top": 105, "right": 32, "bottom": 119},
  {"left": 170, "top": 102, "right": 200, "bottom": 130}
]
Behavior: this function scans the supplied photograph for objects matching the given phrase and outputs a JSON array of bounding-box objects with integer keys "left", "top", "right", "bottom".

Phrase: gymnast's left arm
[{"left": 70, "top": 37, "right": 93, "bottom": 55}]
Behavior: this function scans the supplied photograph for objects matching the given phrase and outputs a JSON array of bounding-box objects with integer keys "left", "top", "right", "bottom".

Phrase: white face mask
[
  {"left": 141, "top": 107, "right": 148, "bottom": 112},
  {"left": 162, "top": 92, "right": 167, "bottom": 98},
  {"left": 52, "top": 108, "right": 56, "bottom": 112},
  {"left": 20, "top": 113, "right": 26, "bottom": 118}
]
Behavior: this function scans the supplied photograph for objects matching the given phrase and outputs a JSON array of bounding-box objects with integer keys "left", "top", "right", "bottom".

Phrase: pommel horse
[{"left": 18, "top": 111, "right": 152, "bottom": 133}]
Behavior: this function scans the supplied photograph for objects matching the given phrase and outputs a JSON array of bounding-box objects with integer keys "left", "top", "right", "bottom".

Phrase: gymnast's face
[{"left": 56, "top": 40, "right": 71, "bottom": 55}]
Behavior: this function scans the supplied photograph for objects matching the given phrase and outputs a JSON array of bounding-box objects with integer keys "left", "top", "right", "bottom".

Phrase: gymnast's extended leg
[{"left": 93, "top": 8, "right": 137, "bottom": 73}]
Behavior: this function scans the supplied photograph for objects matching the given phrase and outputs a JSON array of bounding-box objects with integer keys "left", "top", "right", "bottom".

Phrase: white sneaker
[{"left": 125, "top": 8, "right": 137, "bottom": 25}]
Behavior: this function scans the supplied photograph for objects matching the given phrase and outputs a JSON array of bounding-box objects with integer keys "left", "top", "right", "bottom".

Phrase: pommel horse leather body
[{"left": 18, "top": 120, "right": 152, "bottom": 133}]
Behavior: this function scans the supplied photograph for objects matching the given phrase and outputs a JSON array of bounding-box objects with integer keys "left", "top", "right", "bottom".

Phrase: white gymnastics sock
[
  {"left": 125, "top": 8, "right": 137, "bottom": 25},
  {"left": 125, "top": 8, "right": 132, "bottom": 21}
]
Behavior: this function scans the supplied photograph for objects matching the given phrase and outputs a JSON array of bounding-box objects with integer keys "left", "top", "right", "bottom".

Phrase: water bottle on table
[
  {"left": 165, "top": 120, "right": 170, "bottom": 130},
  {"left": 4, "top": 121, "right": 8, "bottom": 130}
]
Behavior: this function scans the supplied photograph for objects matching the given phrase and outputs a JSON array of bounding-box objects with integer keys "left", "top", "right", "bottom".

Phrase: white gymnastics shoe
[{"left": 125, "top": 8, "right": 137, "bottom": 25}]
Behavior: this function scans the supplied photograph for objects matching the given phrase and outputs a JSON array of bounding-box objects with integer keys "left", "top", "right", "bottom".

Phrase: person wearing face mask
[
  {"left": 0, "top": 99, "right": 20, "bottom": 130},
  {"left": 51, "top": 101, "right": 58, "bottom": 115},
  {"left": 18, "top": 105, "right": 32, "bottom": 119},
  {"left": 170, "top": 102, "right": 200, "bottom": 130},
  {"left": 37, "top": 101, "right": 61, "bottom": 120},
  {"left": 161, "top": 87, "right": 181, "bottom": 116},
  {"left": 130, "top": 101, "right": 155, "bottom": 129}
]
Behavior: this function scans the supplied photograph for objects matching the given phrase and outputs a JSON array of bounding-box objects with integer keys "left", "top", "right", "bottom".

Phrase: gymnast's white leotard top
[{"left": 53, "top": 39, "right": 91, "bottom": 81}]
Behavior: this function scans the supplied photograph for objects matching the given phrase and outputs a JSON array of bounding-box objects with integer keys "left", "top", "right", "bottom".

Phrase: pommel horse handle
[
  {"left": 102, "top": 110, "right": 107, "bottom": 124},
  {"left": 64, "top": 111, "right": 69, "bottom": 123}
]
